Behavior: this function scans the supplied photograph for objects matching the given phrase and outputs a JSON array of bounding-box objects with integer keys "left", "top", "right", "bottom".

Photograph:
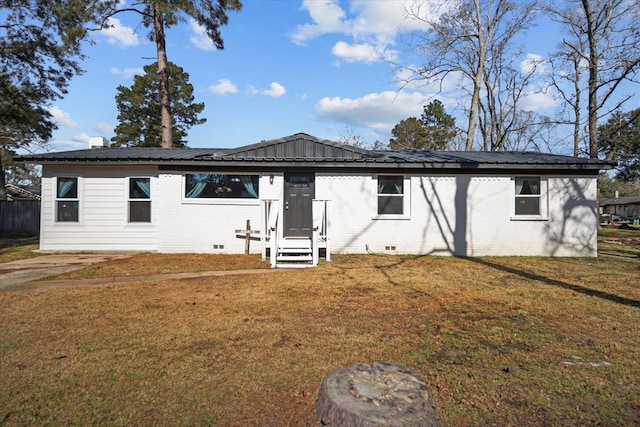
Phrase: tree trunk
[
  {"left": 582, "top": 0, "right": 598, "bottom": 159},
  {"left": 0, "top": 146, "right": 6, "bottom": 200},
  {"left": 466, "top": 72, "right": 482, "bottom": 151},
  {"left": 572, "top": 54, "right": 582, "bottom": 157},
  {"left": 153, "top": 2, "right": 173, "bottom": 149},
  {"left": 465, "top": 0, "right": 486, "bottom": 152},
  {"left": 315, "top": 361, "right": 441, "bottom": 426}
]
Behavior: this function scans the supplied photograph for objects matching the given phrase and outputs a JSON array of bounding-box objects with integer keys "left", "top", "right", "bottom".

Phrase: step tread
[
  {"left": 275, "top": 263, "right": 315, "bottom": 269},
  {"left": 278, "top": 248, "right": 312, "bottom": 254},
  {"left": 277, "top": 255, "right": 313, "bottom": 261}
]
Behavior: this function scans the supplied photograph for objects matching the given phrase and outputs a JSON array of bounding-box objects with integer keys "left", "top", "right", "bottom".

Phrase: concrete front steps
[{"left": 275, "top": 237, "right": 314, "bottom": 268}]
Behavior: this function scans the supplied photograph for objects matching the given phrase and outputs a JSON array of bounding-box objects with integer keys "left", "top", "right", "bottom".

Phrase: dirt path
[
  {"left": 1, "top": 268, "right": 287, "bottom": 292},
  {"left": 0, "top": 254, "right": 132, "bottom": 289},
  {"left": 0, "top": 254, "right": 288, "bottom": 291}
]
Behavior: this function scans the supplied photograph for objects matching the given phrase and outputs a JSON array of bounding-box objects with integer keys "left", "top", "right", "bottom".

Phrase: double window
[
  {"left": 56, "top": 177, "right": 79, "bottom": 222},
  {"left": 129, "top": 177, "right": 151, "bottom": 223},
  {"left": 377, "top": 175, "right": 404, "bottom": 215},
  {"left": 185, "top": 174, "right": 259, "bottom": 199}
]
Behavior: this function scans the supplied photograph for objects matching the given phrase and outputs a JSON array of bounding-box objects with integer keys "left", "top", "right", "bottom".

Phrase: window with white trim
[
  {"left": 377, "top": 175, "right": 404, "bottom": 215},
  {"left": 128, "top": 177, "right": 151, "bottom": 223},
  {"left": 184, "top": 174, "right": 259, "bottom": 199},
  {"left": 514, "top": 177, "right": 541, "bottom": 216},
  {"left": 55, "top": 177, "right": 79, "bottom": 222}
]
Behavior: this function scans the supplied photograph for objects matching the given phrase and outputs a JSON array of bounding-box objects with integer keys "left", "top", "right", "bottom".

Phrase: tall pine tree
[
  {"left": 112, "top": 62, "right": 206, "bottom": 147},
  {"left": 101, "top": 0, "right": 242, "bottom": 148}
]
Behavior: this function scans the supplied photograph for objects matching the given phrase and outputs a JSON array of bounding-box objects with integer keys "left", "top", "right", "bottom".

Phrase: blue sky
[{"left": 45, "top": 0, "right": 638, "bottom": 154}]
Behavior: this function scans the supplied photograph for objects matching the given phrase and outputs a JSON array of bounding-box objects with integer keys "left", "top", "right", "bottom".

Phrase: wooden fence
[{"left": 0, "top": 200, "right": 41, "bottom": 237}]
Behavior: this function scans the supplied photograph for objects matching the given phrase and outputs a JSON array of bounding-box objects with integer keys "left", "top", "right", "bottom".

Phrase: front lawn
[
  {"left": 1, "top": 252, "right": 638, "bottom": 425},
  {"left": 0, "top": 237, "right": 40, "bottom": 264}
]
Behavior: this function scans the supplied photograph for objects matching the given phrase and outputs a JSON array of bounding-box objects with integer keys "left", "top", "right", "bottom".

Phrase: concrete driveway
[{"left": 0, "top": 254, "right": 132, "bottom": 289}]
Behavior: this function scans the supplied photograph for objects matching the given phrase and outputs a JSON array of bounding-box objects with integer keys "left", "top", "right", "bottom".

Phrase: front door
[{"left": 284, "top": 173, "right": 314, "bottom": 237}]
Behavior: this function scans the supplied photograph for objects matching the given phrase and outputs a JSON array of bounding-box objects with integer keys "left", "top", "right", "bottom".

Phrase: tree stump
[{"left": 315, "top": 361, "right": 441, "bottom": 426}]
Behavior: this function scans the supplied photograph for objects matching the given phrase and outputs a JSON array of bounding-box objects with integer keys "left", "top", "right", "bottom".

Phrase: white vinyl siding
[{"left": 40, "top": 166, "right": 158, "bottom": 251}]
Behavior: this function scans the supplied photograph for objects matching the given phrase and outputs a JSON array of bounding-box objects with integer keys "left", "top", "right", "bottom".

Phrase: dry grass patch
[
  {"left": 0, "top": 237, "right": 40, "bottom": 264},
  {"left": 50, "top": 253, "right": 270, "bottom": 280},
  {"left": 1, "top": 253, "right": 639, "bottom": 426}
]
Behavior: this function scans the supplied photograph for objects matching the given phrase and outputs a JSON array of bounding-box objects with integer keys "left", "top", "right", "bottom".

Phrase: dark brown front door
[{"left": 284, "top": 173, "right": 314, "bottom": 237}]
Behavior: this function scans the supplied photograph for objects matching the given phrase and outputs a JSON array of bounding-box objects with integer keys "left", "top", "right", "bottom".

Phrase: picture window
[{"left": 185, "top": 174, "right": 259, "bottom": 199}]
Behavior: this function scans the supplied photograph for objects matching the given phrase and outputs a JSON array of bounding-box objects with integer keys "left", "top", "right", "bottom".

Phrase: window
[
  {"left": 514, "top": 177, "right": 540, "bottom": 216},
  {"left": 56, "top": 177, "right": 79, "bottom": 222},
  {"left": 185, "top": 174, "right": 259, "bottom": 199},
  {"left": 129, "top": 177, "right": 151, "bottom": 223},
  {"left": 378, "top": 175, "right": 404, "bottom": 215}
]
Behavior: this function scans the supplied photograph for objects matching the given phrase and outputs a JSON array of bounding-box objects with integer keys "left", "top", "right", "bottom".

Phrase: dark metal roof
[
  {"left": 600, "top": 196, "right": 640, "bottom": 206},
  {"left": 16, "top": 132, "right": 612, "bottom": 171}
]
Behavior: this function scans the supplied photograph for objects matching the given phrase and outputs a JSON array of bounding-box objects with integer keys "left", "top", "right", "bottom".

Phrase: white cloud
[
  {"left": 520, "top": 91, "right": 558, "bottom": 112},
  {"left": 48, "top": 106, "right": 77, "bottom": 128},
  {"left": 209, "top": 79, "right": 238, "bottom": 95},
  {"left": 262, "top": 82, "right": 287, "bottom": 98},
  {"left": 315, "top": 91, "right": 426, "bottom": 133},
  {"left": 189, "top": 19, "right": 215, "bottom": 51},
  {"left": 332, "top": 41, "right": 397, "bottom": 63},
  {"left": 93, "top": 122, "right": 114, "bottom": 134},
  {"left": 49, "top": 139, "right": 90, "bottom": 152},
  {"left": 49, "top": 133, "right": 92, "bottom": 151},
  {"left": 290, "top": 0, "right": 349, "bottom": 45},
  {"left": 110, "top": 67, "right": 144, "bottom": 79},
  {"left": 99, "top": 17, "right": 138, "bottom": 47},
  {"left": 348, "top": 0, "right": 436, "bottom": 36},
  {"left": 291, "top": 0, "right": 444, "bottom": 63},
  {"left": 394, "top": 65, "right": 465, "bottom": 97},
  {"left": 72, "top": 133, "right": 91, "bottom": 144},
  {"left": 520, "top": 53, "right": 546, "bottom": 75},
  {"left": 249, "top": 82, "right": 287, "bottom": 98}
]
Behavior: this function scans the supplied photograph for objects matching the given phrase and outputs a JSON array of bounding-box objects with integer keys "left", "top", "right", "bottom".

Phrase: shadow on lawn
[
  {"left": 464, "top": 257, "right": 640, "bottom": 309},
  {"left": 343, "top": 253, "right": 640, "bottom": 310}
]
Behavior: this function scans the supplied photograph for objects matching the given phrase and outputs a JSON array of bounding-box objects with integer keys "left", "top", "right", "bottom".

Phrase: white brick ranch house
[{"left": 18, "top": 133, "right": 611, "bottom": 267}]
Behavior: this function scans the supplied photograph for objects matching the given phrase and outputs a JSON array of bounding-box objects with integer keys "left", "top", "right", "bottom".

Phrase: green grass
[
  {"left": 0, "top": 237, "right": 40, "bottom": 264},
  {"left": 598, "top": 224, "right": 640, "bottom": 238}
]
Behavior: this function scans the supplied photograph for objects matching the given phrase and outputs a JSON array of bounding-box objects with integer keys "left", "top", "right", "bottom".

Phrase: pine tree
[
  {"left": 101, "top": 0, "right": 242, "bottom": 148},
  {"left": 0, "top": 0, "right": 115, "bottom": 199},
  {"left": 112, "top": 62, "right": 206, "bottom": 147}
]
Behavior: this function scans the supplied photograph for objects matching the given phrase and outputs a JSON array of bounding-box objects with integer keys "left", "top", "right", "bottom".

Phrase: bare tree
[
  {"left": 405, "top": 0, "right": 536, "bottom": 151},
  {"left": 545, "top": 0, "right": 640, "bottom": 158},
  {"left": 545, "top": 11, "right": 588, "bottom": 156},
  {"left": 478, "top": 30, "right": 545, "bottom": 151},
  {"left": 338, "top": 123, "right": 367, "bottom": 149}
]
